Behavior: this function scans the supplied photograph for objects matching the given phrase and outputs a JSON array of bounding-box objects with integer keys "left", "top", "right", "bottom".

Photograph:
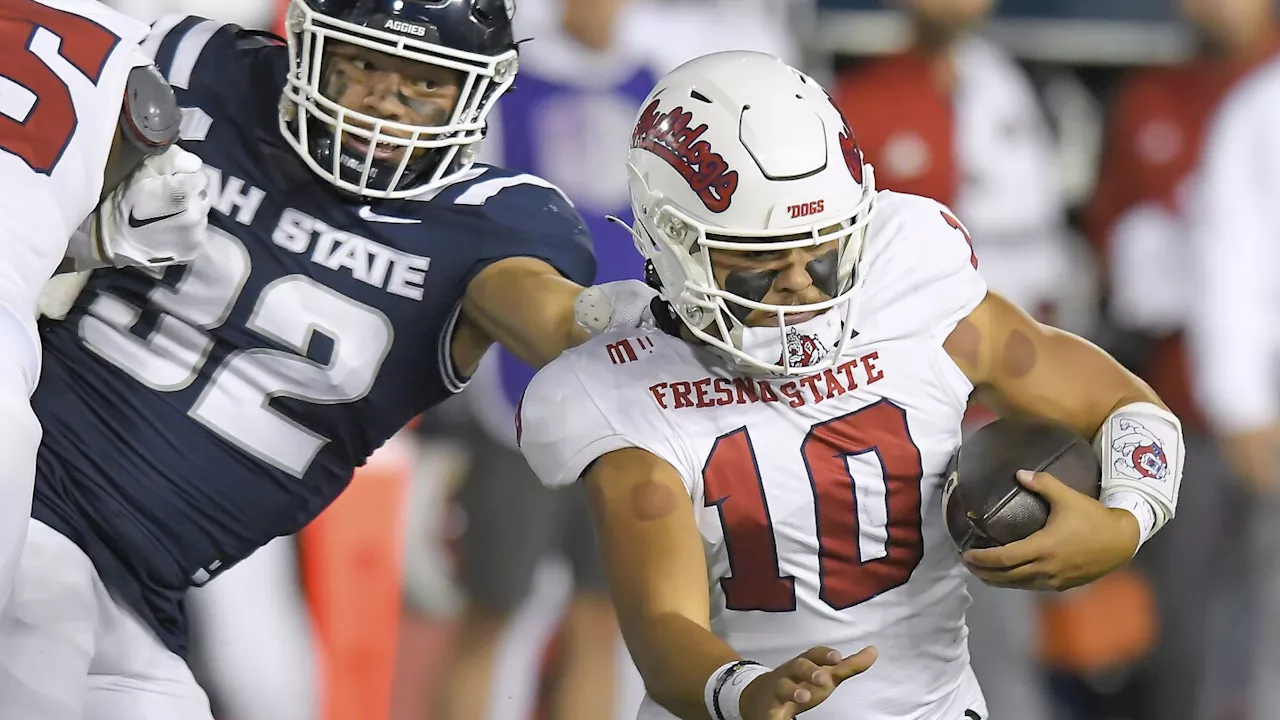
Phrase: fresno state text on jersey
[{"left": 520, "top": 192, "right": 989, "bottom": 720}]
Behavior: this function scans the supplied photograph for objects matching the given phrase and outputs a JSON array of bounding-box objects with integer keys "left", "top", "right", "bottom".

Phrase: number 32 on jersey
[
  {"left": 704, "top": 400, "right": 925, "bottom": 611},
  {"left": 79, "top": 226, "right": 394, "bottom": 478}
]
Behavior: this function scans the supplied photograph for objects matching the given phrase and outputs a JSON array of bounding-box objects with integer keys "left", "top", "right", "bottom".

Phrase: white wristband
[
  {"left": 1104, "top": 490, "right": 1158, "bottom": 554},
  {"left": 704, "top": 660, "right": 771, "bottom": 720},
  {"left": 1094, "top": 401, "right": 1184, "bottom": 545}
]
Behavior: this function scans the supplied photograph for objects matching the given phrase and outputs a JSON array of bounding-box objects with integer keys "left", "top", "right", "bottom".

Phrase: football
[{"left": 942, "top": 417, "right": 1101, "bottom": 552}]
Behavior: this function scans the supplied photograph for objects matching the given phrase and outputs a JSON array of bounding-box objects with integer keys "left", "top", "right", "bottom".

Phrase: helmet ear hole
[{"left": 643, "top": 260, "right": 662, "bottom": 291}]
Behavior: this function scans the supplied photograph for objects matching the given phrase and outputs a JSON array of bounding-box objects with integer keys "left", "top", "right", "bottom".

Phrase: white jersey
[
  {"left": 521, "top": 192, "right": 989, "bottom": 720},
  {"left": 0, "top": 0, "right": 151, "bottom": 388}
]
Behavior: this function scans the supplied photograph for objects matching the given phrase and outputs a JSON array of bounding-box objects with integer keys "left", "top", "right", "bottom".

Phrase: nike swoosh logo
[
  {"left": 358, "top": 205, "right": 420, "bottom": 224},
  {"left": 127, "top": 209, "right": 185, "bottom": 229}
]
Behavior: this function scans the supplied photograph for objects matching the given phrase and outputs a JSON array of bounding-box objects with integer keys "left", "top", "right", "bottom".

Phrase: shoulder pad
[
  {"left": 519, "top": 330, "right": 694, "bottom": 489},
  {"left": 856, "top": 192, "right": 987, "bottom": 342},
  {"left": 144, "top": 15, "right": 283, "bottom": 107},
  {"left": 417, "top": 167, "right": 596, "bottom": 285},
  {"left": 438, "top": 167, "right": 581, "bottom": 230}
]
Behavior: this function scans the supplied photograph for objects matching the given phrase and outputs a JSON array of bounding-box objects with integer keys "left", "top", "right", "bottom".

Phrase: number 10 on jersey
[{"left": 703, "top": 400, "right": 926, "bottom": 612}]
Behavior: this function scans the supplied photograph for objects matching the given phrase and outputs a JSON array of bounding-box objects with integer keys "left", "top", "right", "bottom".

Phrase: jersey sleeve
[
  {"left": 857, "top": 193, "right": 989, "bottom": 342},
  {"left": 517, "top": 340, "right": 693, "bottom": 491},
  {"left": 457, "top": 176, "right": 597, "bottom": 287}
]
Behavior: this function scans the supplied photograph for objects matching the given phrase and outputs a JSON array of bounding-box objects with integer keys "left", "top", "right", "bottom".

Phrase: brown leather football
[{"left": 943, "top": 417, "right": 1101, "bottom": 552}]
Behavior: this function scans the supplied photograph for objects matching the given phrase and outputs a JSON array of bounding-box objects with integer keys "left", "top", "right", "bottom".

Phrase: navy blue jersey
[{"left": 30, "top": 17, "right": 594, "bottom": 655}]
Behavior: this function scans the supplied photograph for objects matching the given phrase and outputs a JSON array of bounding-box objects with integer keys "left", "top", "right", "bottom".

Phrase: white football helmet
[
  {"left": 625, "top": 50, "right": 877, "bottom": 376},
  {"left": 278, "top": 0, "right": 519, "bottom": 200}
]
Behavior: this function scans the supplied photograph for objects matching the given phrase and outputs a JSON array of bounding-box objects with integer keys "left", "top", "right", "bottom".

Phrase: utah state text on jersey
[{"left": 29, "top": 16, "right": 594, "bottom": 655}]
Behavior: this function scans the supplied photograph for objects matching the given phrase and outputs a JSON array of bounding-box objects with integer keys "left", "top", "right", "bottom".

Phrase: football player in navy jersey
[{"left": 0, "top": 0, "right": 648, "bottom": 715}]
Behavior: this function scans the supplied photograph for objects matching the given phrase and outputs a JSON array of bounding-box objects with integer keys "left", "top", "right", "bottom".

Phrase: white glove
[
  {"left": 94, "top": 145, "right": 211, "bottom": 268},
  {"left": 574, "top": 279, "right": 660, "bottom": 335}
]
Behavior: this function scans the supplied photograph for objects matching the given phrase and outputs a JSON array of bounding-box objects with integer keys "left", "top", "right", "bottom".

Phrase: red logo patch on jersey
[
  {"left": 631, "top": 99, "right": 739, "bottom": 213},
  {"left": 778, "top": 326, "right": 830, "bottom": 369}
]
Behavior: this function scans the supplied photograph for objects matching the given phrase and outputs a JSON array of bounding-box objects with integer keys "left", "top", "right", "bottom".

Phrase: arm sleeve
[{"left": 1187, "top": 80, "right": 1280, "bottom": 433}]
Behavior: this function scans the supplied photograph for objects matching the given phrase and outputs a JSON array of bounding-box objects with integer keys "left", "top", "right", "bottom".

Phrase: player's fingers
[
  {"left": 161, "top": 145, "right": 204, "bottom": 175},
  {"left": 830, "top": 645, "right": 878, "bottom": 682},
  {"left": 773, "top": 677, "right": 811, "bottom": 705},
  {"left": 799, "top": 646, "right": 843, "bottom": 666},
  {"left": 165, "top": 172, "right": 210, "bottom": 211},
  {"left": 766, "top": 702, "right": 798, "bottom": 720},
  {"left": 963, "top": 540, "right": 1044, "bottom": 570},
  {"left": 1016, "top": 469, "right": 1078, "bottom": 503},
  {"left": 782, "top": 657, "right": 830, "bottom": 687}
]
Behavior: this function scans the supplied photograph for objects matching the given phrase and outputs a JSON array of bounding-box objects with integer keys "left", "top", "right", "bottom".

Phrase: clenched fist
[{"left": 95, "top": 145, "right": 211, "bottom": 268}]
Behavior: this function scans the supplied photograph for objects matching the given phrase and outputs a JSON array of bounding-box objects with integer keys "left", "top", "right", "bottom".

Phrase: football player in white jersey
[
  {"left": 0, "top": 0, "right": 210, "bottom": 612},
  {"left": 519, "top": 51, "right": 1186, "bottom": 720}
]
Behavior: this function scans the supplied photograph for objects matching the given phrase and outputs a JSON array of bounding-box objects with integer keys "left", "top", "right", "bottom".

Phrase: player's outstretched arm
[
  {"left": 461, "top": 257, "right": 590, "bottom": 368},
  {"left": 945, "top": 290, "right": 1185, "bottom": 590},
  {"left": 462, "top": 258, "right": 658, "bottom": 368},
  {"left": 585, "top": 448, "right": 874, "bottom": 720}
]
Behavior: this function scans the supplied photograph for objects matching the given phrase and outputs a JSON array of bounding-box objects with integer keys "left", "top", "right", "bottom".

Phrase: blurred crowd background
[{"left": 91, "top": 1, "right": 1280, "bottom": 719}]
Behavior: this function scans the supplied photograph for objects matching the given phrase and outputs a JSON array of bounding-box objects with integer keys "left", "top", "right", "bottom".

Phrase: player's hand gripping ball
[{"left": 944, "top": 417, "right": 1140, "bottom": 591}]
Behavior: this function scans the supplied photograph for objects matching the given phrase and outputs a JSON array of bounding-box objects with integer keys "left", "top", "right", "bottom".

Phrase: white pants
[
  {"left": 0, "top": 349, "right": 41, "bottom": 614},
  {"left": 0, "top": 519, "right": 213, "bottom": 720},
  {"left": 187, "top": 535, "right": 320, "bottom": 720}
]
